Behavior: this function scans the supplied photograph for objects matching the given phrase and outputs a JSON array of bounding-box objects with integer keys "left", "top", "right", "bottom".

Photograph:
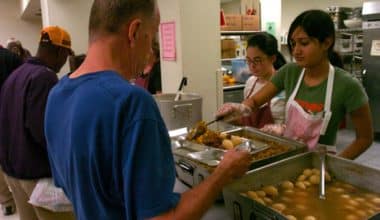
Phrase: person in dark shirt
[
  {"left": 0, "top": 47, "right": 22, "bottom": 88},
  {"left": 135, "top": 40, "right": 162, "bottom": 94},
  {"left": 0, "top": 26, "right": 75, "bottom": 220},
  {"left": 6, "top": 38, "right": 32, "bottom": 62},
  {"left": 0, "top": 47, "right": 22, "bottom": 216}
]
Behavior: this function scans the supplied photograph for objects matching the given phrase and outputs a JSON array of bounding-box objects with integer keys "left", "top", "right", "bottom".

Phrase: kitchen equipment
[
  {"left": 344, "top": 18, "right": 363, "bottom": 28},
  {"left": 362, "top": 0, "right": 380, "bottom": 138},
  {"left": 223, "top": 83, "right": 245, "bottom": 103},
  {"left": 172, "top": 126, "right": 306, "bottom": 188},
  {"left": 187, "top": 148, "right": 224, "bottom": 167},
  {"left": 223, "top": 151, "right": 380, "bottom": 220},
  {"left": 327, "top": 6, "right": 352, "bottom": 29},
  {"left": 154, "top": 93, "right": 202, "bottom": 130},
  {"left": 174, "top": 77, "right": 188, "bottom": 101}
]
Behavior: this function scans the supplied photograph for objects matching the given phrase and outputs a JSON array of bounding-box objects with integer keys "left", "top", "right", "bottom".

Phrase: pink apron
[{"left": 283, "top": 64, "right": 334, "bottom": 151}]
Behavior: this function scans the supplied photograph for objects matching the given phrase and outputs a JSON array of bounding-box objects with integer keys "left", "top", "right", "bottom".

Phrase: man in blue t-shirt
[{"left": 44, "top": 1, "right": 252, "bottom": 220}]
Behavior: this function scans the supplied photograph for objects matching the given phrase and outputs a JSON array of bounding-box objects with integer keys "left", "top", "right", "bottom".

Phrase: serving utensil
[
  {"left": 174, "top": 77, "right": 187, "bottom": 101},
  {"left": 235, "top": 139, "right": 269, "bottom": 154},
  {"left": 318, "top": 145, "right": 327, "bottom": 200}
]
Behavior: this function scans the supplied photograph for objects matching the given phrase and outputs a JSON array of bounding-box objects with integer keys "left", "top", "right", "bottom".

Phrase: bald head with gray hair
[{"left": 89, "top": 0, "right": 156, "bottom": 40}]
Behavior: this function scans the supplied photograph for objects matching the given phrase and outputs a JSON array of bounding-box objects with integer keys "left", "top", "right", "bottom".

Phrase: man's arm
[{"left": 149, "top": 149, "right": 251, "bottom": 220}]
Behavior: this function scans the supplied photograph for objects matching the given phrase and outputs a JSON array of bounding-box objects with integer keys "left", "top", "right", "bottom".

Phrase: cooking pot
[{"left": 153, "top": 93, "right": 202, "bottom": 130}]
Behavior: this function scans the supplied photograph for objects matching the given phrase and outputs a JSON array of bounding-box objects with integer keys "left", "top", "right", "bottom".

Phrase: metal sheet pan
[
  {"left": 173, "top": 126, "right": 306, "bottom": 168},
  {"left": 172, "top": 125, "right": 307, "bottom": 188},
  {"left": 223, "top": 152, "right": 380, "bottom": 220}
]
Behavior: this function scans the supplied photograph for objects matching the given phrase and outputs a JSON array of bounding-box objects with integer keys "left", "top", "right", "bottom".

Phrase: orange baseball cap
[{"left": 40, "top": 26, "right": 73, "bottom": 54}]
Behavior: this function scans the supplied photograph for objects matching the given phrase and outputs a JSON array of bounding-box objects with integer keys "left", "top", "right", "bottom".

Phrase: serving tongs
[{"left": 187, "top": 117, "right": 224, "bottom": 140}]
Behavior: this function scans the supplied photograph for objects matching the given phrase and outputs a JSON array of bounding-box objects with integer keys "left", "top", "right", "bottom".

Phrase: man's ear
[{"left": 128, "top": 19, "right": 142, "bottom": 48}]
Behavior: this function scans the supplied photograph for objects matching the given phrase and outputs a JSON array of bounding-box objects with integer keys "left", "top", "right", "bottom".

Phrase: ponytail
[
  {"left": 273, "top": 51, "right": 287, "bottom": 70},
  {"left": 328, "top": 51, "right": 343, "bottom": 68}
]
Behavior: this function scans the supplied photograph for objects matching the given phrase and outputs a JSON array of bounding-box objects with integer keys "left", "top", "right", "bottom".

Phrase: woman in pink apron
[
  {"left": 240, "top": 33, "right": 286, "bottom": 128},
  {"left": 216, "top": 10, "right": 373, "bottom": 159}
]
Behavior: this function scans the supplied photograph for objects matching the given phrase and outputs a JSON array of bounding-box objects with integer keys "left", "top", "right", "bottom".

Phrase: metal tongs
[
  {"left": 187, "top": 117, "right": 224, "bottom": 140},
  {"left": 318, "top": 145, "right": 327, "bottom": 200}
]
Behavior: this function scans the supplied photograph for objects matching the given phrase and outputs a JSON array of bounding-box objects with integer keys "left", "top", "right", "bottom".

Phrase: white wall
[
  {"left": 260, "top": 0, "right": 282, "bottom": 43},
  {"left": 0, "top": 0, "right": 41, "bottom": 55},
  {"left": 40, "top": 0, "right": 92, "bottom": 76},
  {"left": 180, "top": 0, "right": 222, "bottom": 121},
  {"left": 157, "top": 0, "right": 184, "bottom": 93},
  {"left": 158, "top": 0, "right": 222, "bottom": 121}
]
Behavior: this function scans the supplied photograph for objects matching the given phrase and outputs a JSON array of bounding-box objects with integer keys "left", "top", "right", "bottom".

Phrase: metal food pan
[
  {"left": 223, "top": 152, "right": 380, "bottom": 220},
  {"left": 222, "top": 127, "right": 307, "bottom": 169},
  {"left": 173, "top": 126, "right": 306, "bottom": 169}
]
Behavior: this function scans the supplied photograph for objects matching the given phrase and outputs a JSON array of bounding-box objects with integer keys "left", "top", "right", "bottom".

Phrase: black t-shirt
[
  {"left": 147, "top": 61, "right": 161, "bottom": 94},
  {"left": 0, "top": 47, "right": 23, "bottom": 88}
]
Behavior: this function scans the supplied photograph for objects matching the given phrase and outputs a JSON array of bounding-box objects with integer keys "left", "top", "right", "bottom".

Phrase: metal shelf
[
  {"left": 337, "top": 28, "right": 363, "bottom": 32},
  {"left": 221, "top": 31, "right": 263, "bottom": 35},
  {"left": 221, "top": 58, "right": 246, "bottom": 62}
]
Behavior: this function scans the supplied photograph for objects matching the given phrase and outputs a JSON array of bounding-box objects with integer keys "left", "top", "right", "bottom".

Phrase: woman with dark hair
[
  {"left": 135, "top": 41, "right": 162, "bottom": 94},
  {"left": 217, "top": 10, "right": 373, "bottom": 159},
  {"left": 240, "top": 32, "right": 286, "bottom": 128}
]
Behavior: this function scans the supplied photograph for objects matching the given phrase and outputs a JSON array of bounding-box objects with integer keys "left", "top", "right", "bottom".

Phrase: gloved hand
[
  {"left": 215, "top": 102, "right": 252, "bottom": 122},
  {"left": 260, "top": 124, "right": 286, "bottom": 136}
]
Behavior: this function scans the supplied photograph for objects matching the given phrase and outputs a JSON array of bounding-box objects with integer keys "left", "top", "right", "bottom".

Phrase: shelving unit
[
  {"left": 335, "top": 28, "right": 363, "bottom": 82},
  {"left": 220, "top": 30, "right": 264, "bottom": 60},
  {"left": 221, "top": 57, "right": 246, "bottom": 62},
  {"left": 220, "top": 31, "right": 264, "bottom": 103},
  {"left": 221, "top": 30, "right": 262, "bottom": 36}
]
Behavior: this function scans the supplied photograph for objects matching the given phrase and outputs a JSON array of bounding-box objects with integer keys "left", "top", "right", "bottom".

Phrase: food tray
[
  {"left": 223, "top": 152, "right": 380, "bottom": 220},
  {"left": 172, "top": 126, "right": 307, "bottom": 188},
  {"left": 173, "top": 126, "right": 306, "bottom": 168}
]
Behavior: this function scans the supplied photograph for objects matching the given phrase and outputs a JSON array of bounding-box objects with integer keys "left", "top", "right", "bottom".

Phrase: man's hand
[
  {"left": 215, "top": 149, "right": 251, "bottom": 183},
  {"left": 215, "top": 102, "right": 252, "bottom": 122}
]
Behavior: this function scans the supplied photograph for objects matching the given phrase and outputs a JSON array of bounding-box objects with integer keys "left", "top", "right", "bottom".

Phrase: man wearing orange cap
[{"left": 0, "top": 26, "right": 75, "bottom": 220}]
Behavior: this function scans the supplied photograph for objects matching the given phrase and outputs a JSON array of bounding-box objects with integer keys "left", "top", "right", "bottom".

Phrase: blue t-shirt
[{"left": 45, "top": 71, "right": 180, "bottom": 220}]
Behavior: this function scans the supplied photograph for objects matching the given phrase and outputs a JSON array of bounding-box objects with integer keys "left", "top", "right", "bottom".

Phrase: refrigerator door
[{"left": 362, "top": 21, "right": 380, "bottom": 133}]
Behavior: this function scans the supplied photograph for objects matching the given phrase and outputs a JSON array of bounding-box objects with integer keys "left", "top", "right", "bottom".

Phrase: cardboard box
[
  {"left": 222, "top": 50, "right": 236, "bottom": 59},
  {"left": 221, "top": 39, "right": 236, "bottom": 51},
  {"left": 221, "top": 38, "right": 236, "bottom": 58},
  {"left": 221, "top": 14, "right": 242, "bottom": 31},
  {"left": 242, "top": 15, "right": 260, "bottom": 31}
]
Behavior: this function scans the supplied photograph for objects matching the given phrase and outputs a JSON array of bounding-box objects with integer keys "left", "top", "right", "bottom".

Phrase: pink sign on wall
[{"left": 160, "top": 22, "right": 176, "bottom": 61}]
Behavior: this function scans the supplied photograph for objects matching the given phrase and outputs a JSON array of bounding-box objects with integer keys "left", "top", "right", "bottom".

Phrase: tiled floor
[{"left": 2, "top": 129, "right": 379, "bottom": 220}]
